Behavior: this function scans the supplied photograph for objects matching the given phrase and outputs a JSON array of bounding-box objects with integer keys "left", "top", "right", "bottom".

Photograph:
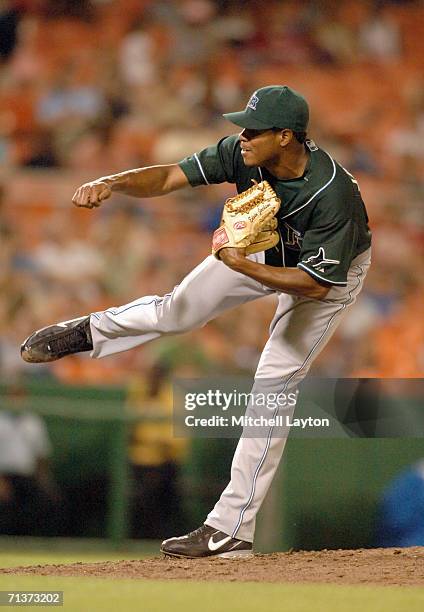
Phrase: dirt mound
[{"left": 1, "top": 547, "right": 423, "bottom": 586}]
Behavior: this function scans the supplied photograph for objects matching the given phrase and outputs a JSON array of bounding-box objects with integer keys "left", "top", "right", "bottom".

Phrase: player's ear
[{"left": 277, "top": 129, "right": 293, "bottom": 148}]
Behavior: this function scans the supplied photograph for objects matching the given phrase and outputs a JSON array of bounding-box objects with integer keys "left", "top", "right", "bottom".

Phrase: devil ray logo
[
  {"left": 283, "top": 222, "right": 303, "bottom": 250},
  {"left": 247, "top": 93, "right": 259, "bottom": 110},
  {"left": 302, "top": 247, "right": 340, "bottom": 273}
]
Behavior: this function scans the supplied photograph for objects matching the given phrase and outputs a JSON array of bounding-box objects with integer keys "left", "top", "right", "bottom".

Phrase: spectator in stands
[
  {"left": 359, "top": 5, "right": 402, "bottom": 63},
  {"left": 127, "top": 360, "right": 187, "bottom": 538},
  {"left": 0, "top": 2, "right": 21, "bottom": 61},
  {"left": 375, "top": 460, "right": 424, "bottom": 547},
  {"left": 0, "top": 381, "right": 62, "bottom": 536}
]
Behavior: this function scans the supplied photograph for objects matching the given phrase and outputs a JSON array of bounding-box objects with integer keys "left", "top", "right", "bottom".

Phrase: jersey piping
[
  {"left": 280, "top": 150, "right": 336, "bottom": 220},
  {"left": 194, "top": 153, "right": 210, "bottom": 185},
  {"left": 297, "top": 263, "right": 347, "bottom": 285}
]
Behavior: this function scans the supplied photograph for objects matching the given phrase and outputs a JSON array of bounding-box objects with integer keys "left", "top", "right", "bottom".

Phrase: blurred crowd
[{"left": 0, "top": 0, "right": 423, "bottom": 384}]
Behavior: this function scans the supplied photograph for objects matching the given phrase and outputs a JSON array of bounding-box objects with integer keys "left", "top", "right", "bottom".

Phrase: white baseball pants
[{"left": 90, "top": 249, "right": 371, "bottom": 542}]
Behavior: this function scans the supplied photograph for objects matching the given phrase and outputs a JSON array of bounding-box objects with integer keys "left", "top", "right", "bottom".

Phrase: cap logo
[{"left": 247, "top": 94, "right": 259, "bottom": 111}]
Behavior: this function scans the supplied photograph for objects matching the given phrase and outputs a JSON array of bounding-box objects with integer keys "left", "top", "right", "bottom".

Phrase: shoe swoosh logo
[
  {"left": 55, "top": 317, "right": 86, "bottom": 329},
  {"left": 208, "top": 535, "right": 232, "bottom": 551}
]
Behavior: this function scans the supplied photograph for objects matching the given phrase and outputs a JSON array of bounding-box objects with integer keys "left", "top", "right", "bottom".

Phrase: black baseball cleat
[
  {"left": 21, "top": 316, "right": 93, "bottom": 363},
  {"left": 160, "top": 524, "right": 253, "bottom": 559}
]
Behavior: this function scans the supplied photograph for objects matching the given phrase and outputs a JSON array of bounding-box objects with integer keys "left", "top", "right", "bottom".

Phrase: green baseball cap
[{"left": 223, "top": 85, "right": 309, "bottom": 132}]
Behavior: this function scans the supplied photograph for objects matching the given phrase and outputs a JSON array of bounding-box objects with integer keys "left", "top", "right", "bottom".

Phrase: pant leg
[
  {"left": 90, "top": 254, "right": 272, "bottom": 358},
  {"left": 206, "top": 250, "right": 371, "bottom": 542}
]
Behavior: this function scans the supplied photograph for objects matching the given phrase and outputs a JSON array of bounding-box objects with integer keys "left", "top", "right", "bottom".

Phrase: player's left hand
[
  {"left": 211, "top": 180, "right": 281, "bottom": 259},
  {"left": 218, "top": 247, "right": 247, "bottom": 268}
]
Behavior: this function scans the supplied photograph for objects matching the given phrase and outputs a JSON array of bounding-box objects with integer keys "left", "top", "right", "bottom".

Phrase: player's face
[{"left": 238, "top": 128, "right": 282, "bottom": 167}]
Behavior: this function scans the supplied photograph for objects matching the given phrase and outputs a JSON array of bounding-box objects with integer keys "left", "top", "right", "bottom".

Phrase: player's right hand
[{"left": 72, "top": 181, "right": 112, "bottom": 209}]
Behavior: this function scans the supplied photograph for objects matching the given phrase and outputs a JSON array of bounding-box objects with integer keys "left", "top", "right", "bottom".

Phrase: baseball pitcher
[{"left": 21, "top": 86, "right": 372, "bottom": 559}]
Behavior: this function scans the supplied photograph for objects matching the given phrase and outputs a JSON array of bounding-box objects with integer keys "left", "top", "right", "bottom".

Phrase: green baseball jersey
[{"left": 179, "top": 134, "right": 371, "bottom": 286}]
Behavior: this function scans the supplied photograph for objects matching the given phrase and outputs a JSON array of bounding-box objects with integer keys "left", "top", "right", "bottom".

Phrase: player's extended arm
[
  {"left": 72, "top": 164, "right": 189, "bottom": 208},
  {"left": 220, "top": 248, "right": 330, "bottom": 300}
]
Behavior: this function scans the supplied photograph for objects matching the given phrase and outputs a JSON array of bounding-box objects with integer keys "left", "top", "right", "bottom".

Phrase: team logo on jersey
[
  {"left": 247, "top": 93, "right": 259, "bottom": 110},
  {"left": 302, "top": 247, "right": 340, "bottom": 273},
  {"left": 282, "top": 222, "right": 303, "bottom": 250}
]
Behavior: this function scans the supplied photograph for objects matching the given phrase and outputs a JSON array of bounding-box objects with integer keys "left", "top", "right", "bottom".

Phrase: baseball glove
[{"left": 212, "top": 180, "right": 281, "bottom": 259}]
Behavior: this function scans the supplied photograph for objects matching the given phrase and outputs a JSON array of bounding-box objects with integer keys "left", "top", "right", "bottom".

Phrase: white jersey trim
[
  {"left": 279, "top": 229, "right": 285, "bottom": 267},
  {"left": 297, "top": 262, "right": 347, "bottom": 285},
  {"left": 194, "top": 153, "right": 210, "bottom": 185},
  {"left": 281, "top": 150, "right": 337, "bottom": 220}
]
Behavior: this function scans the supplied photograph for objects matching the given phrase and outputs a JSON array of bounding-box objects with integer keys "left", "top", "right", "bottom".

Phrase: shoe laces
[
  {"left": 186, "top": 524, "right": 211, "bottom": 539},
  {"left": 49, "top": 326, "right": 90, "bottom": 352}
]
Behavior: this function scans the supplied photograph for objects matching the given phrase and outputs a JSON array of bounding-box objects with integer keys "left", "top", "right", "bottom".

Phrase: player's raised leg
[{"left": 21, "top": 253, "right": 272, "bottom": 363}]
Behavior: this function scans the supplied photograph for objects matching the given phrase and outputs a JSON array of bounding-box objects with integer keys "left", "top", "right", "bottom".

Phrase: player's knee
[
  {"left": 158, "top": 316, "right": 203, "bottom": 335},
  {"left": 156, "top": 294, "right": 205, "bottom": 334}
]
